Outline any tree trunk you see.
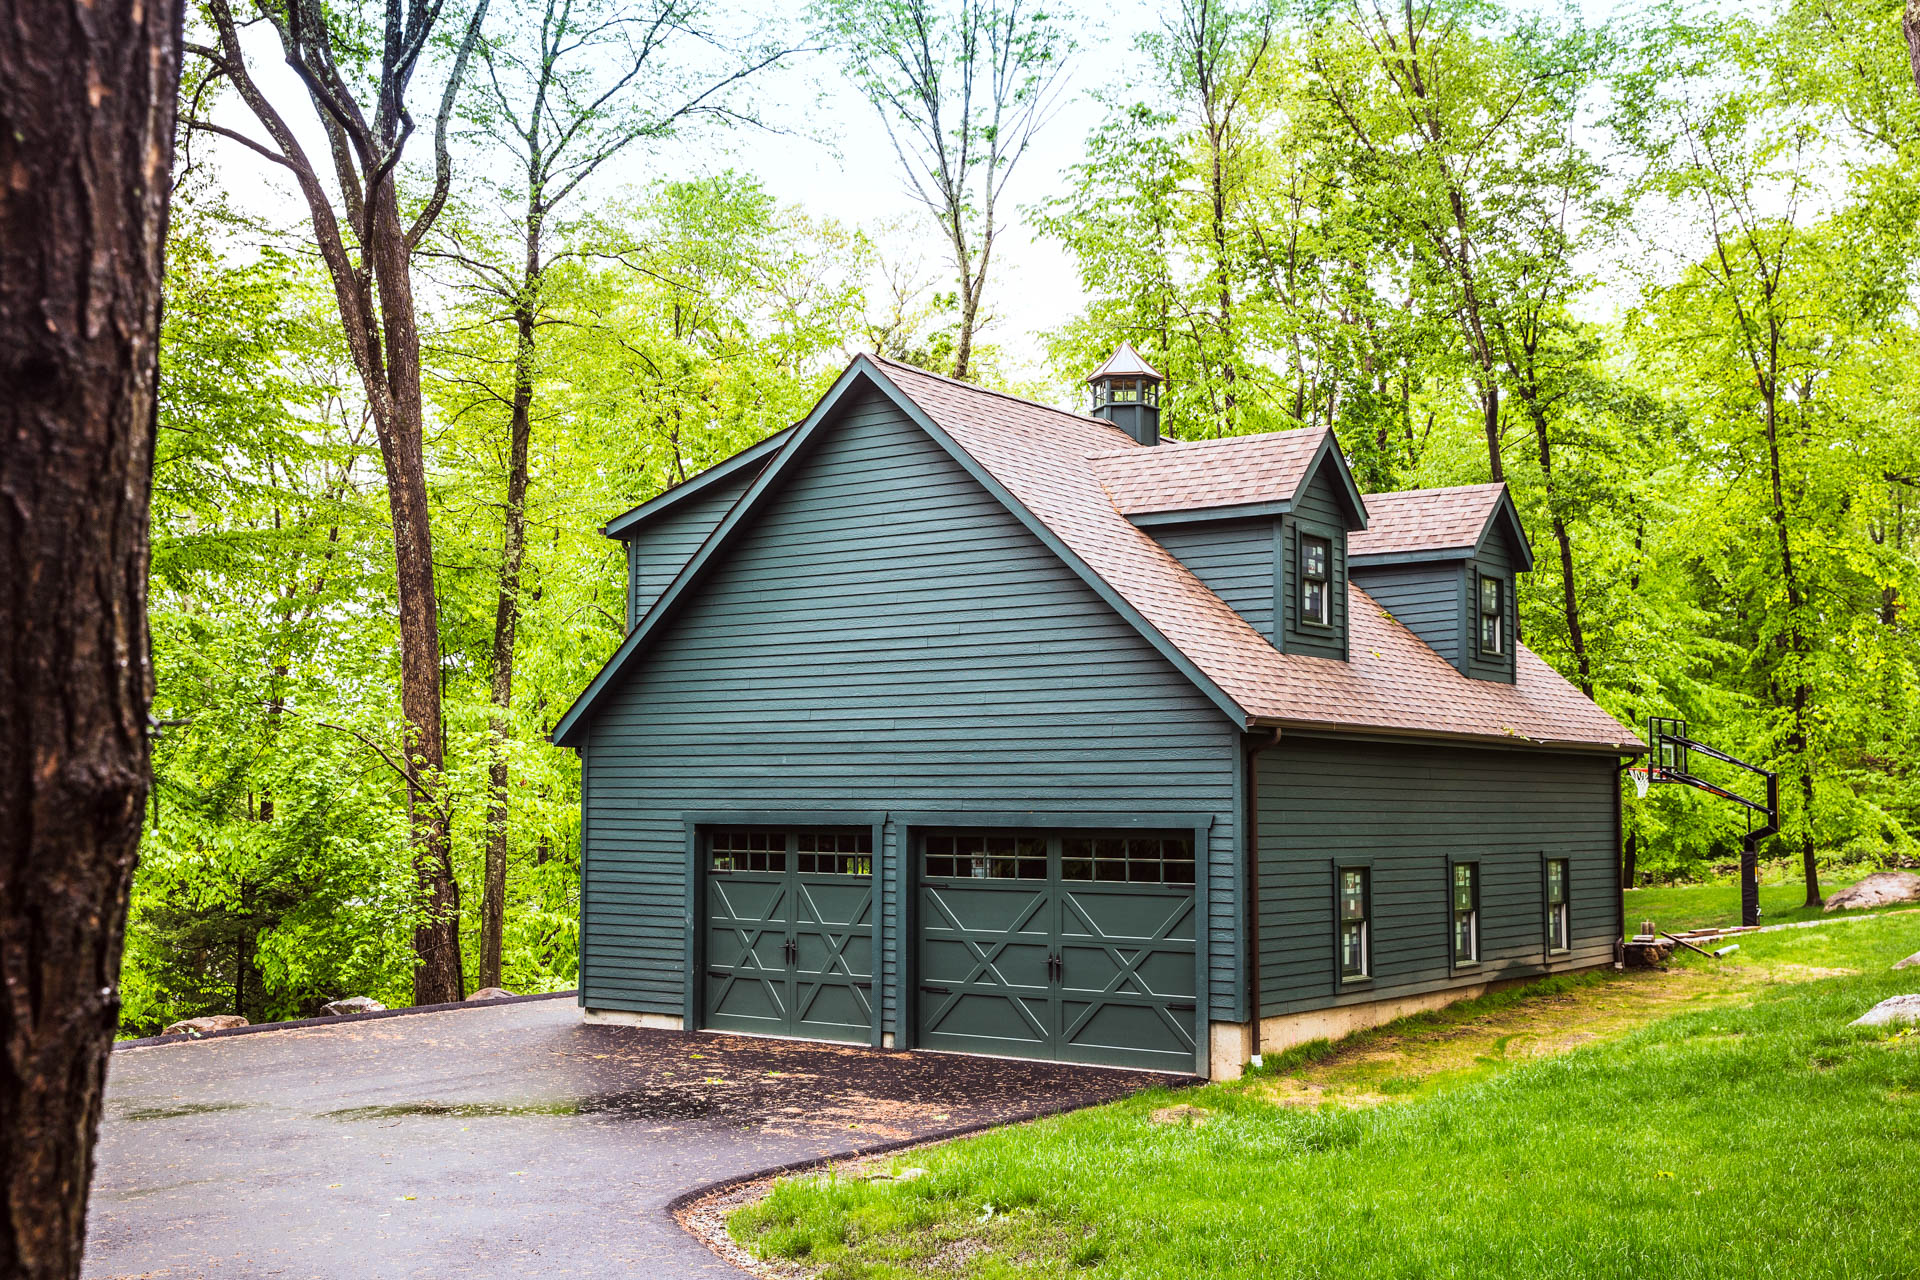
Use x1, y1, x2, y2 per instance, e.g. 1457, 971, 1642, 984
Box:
1522, 393, 1592, 694
1905, 0, 1920, 94
1760, 381, 1820, 910
481, 291, 537, 991
1621, 831, 1637, 891
1479, 378, 1504, 482
361, 158, 462, 1008
0, 0, 182, 1271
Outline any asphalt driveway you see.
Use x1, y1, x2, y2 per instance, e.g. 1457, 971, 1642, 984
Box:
83, 997, 1173, 1279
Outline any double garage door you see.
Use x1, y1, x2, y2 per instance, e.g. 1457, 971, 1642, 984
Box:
701, 825, 1199, 1073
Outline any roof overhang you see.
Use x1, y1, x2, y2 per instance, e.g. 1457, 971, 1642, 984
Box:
599, 425, 795, 540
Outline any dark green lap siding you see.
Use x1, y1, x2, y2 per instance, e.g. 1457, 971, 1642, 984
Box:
1151, 520, 1276, 637
621, 469, 756, 629
1256, 738, 1617, 1016
1352, 564, 1462, 666
581, 388, 1240, 1026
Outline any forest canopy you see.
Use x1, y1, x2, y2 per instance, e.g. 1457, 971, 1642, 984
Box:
131, 0, 1920, 1034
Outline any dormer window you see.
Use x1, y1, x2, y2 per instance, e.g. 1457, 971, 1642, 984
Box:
1301, 534, 1332, 627
1478, 573, 1505, 655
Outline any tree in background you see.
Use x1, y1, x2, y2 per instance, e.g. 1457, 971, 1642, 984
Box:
0, 0, 181, 1271
429, 0, 790, 991
187, 0, 491, 1004
816, 0, 1075, 380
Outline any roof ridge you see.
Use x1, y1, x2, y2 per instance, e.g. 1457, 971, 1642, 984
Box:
865, 352, 1138, 443
1363, 481, 1507, 499
1088, 423, 1327, 461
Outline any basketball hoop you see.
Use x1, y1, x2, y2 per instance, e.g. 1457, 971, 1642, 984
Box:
1628, 767, 1651, 799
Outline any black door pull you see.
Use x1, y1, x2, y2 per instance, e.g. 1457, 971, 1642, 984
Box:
920, 984, 951, 995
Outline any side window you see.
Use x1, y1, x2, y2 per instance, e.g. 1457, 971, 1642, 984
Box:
1300, 534, 1332, 627
1478, 573, 1505, 655
1546, 858, 1570, 953
1452, 862, 1480, 965
1339, 867, 1370, 980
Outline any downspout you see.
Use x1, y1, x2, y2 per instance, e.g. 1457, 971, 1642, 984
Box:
1614, 756, 1633, 969
1246, 727, 1282, 1063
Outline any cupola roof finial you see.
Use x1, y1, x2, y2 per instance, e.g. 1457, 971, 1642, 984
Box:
1087, 341, 1164, 385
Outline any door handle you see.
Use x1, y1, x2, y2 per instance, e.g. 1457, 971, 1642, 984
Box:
920, 984, 951, 995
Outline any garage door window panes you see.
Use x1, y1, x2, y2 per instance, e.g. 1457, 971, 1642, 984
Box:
710, 829, 787, 873
924, 832, 1046, 880
798, 831, 873, 876
1061, 835, 1195, 885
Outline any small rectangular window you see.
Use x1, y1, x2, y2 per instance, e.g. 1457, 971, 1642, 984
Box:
1062, 835, 1194, 886
1301, 534, 1331, 627
710, 829, 787, 874
1478, 574, 1505, 655
1452, 862, 1479, 964
796, 830, 873, 877
923, 832, 1045, 881
1339, 868, 1370, 979
1546, 858, 1570, 953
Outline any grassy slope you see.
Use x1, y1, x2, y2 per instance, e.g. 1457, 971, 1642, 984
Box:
732, 913, 1920, 1280
1625, 878, 1861, 932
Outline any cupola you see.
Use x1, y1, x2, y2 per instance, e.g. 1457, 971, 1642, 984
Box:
1088, 342, 1164, 446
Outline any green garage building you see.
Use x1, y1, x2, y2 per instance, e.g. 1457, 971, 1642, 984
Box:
553, 348, 1642, 1079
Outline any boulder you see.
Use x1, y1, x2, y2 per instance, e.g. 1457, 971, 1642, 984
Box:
1851, 994, 1920, 1028
321, 997, 386, 1017
1823, 871, 1920, 912
162, 1015, 248, 1037
1894, 952, 1920, 970
466, 987, 516, 1001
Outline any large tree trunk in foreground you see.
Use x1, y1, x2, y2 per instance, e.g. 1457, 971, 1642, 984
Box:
0, 0, 182, 1273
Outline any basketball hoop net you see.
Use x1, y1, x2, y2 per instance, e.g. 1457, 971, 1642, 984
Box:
1628, 767, 1651, 799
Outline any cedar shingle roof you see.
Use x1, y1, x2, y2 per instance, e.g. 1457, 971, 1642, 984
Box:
869, 357, 1637, 752
1350, 484, 1506, 559
1089, 427, 1331, 516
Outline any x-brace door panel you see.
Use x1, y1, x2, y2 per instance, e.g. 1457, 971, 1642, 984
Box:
917, 880, 1053, 1058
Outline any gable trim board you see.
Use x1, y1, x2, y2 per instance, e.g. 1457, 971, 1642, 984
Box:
553, 356, 1252, 747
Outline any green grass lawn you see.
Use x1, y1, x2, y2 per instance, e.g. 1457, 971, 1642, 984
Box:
730, 913, 1920, 1279
1627, 873, 1915, 933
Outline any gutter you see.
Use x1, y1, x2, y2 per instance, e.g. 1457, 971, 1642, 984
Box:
1252, 718, 1647, 757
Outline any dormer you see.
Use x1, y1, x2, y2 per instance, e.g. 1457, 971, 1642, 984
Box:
1347, 483, 1534, 683
1090, 425, 1368, 660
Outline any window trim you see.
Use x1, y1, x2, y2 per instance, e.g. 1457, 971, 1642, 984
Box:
1332, 860, 1373, 988
1476, 570, 1506, 657
1543, 854, 1571, 957
1299, 531, 1334, 629
1448, 858, 1481, 970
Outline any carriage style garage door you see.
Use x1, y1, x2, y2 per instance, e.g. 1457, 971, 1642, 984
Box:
917, 831, 1199, 1073
702, 828, 875, 1042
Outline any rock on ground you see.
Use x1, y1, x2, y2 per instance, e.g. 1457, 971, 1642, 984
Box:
1895, 952, 1920, 971
1824, 871, 1920, 912
162, 1015, 248, 1037
467, 987, 516, 1001
1851, 994, 1920, 1027
321, 997, 386, 1017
